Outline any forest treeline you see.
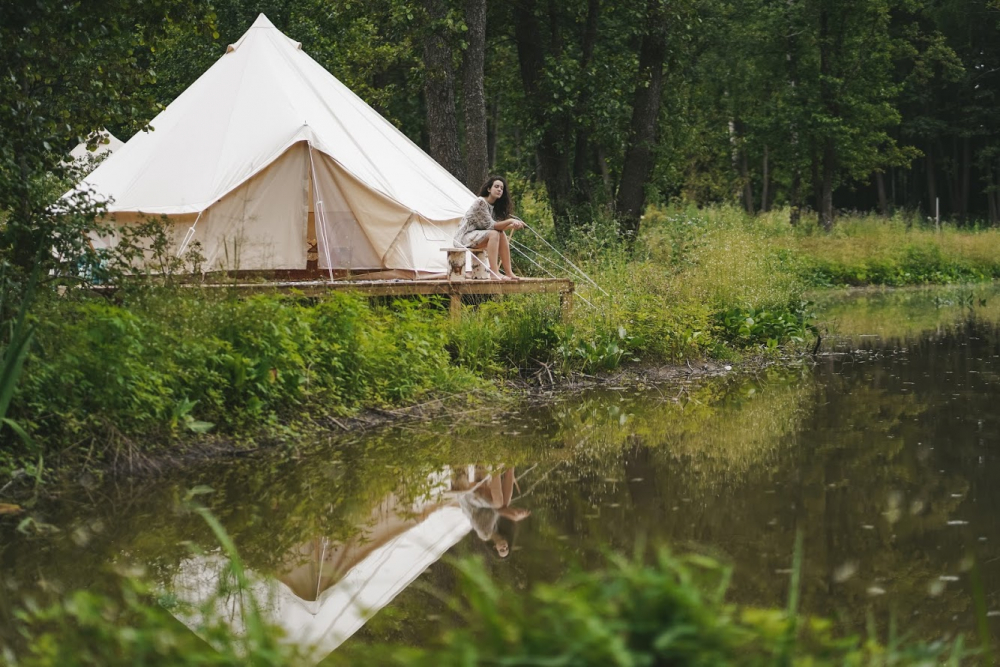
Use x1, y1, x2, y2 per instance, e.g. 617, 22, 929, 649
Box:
3, 0, 1000, 265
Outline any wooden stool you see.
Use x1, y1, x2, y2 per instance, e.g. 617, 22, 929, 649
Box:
470, 249, 489, 280
442, 247, 467, 281
442, 247, 491, 281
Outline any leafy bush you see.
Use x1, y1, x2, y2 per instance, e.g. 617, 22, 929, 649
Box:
715, 302, 818, 350
450, 296, 563, 376
8, 291, 483, 466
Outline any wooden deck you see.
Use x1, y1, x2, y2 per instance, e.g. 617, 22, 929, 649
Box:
207, 277, 575, 321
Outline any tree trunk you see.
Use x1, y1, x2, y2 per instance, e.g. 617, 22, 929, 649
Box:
960, 136, 971, 224
988, 178, 997, 226
741, 149, 754, 214
514, 0, 572, 234
462, 0, 488, 189
890, 165, 896, 210
946, 138, 959, 221
875, 171, 888, 217
422, 0, 462, 179
816, 3, 836, 231
790, 168, 802, 226
616, 0, 668, 241
820, 138, 835, 231
811, 142, 821, 215
487, 96, 499, 168
732, 118, 753, 214
990, 163, 1000, 226
761, 145, 770, 213
571, 0, 600, 200
597, 145, 613, 199
784, 0, 801, 226
926, 144, 937, 220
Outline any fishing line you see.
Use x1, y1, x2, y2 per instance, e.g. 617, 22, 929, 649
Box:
507, 238, 598, 310
512, 461, 566, 502
518, 221, 610, 297
509, 235, 576, 276
509, 236, 598, 290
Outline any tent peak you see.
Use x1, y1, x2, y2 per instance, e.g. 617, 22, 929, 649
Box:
251, 13, 276, 29
227, 14, 301, 53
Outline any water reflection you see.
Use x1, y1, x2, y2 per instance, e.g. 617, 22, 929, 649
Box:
170, 466, 533, 663
457, 467, 531, 558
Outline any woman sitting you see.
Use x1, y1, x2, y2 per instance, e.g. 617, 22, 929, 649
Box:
453, 176, 525, 280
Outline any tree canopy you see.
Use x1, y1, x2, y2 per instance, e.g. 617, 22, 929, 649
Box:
2, 0, 1000, 263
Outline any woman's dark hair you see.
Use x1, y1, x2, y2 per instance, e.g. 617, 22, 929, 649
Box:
478, 176, 513, 221
491, 515, 519, 560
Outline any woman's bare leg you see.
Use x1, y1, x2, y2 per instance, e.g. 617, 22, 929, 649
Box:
487, 474, 504, 507
500, 468, 515, 506
499, 232, 517, 279
486, 231, 500, 277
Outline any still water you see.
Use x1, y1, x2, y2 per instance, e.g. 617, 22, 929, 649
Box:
3, 285, 1000, 661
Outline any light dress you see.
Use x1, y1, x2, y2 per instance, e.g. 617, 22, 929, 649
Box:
453, 197, 496, 248
457, 488, 500, 541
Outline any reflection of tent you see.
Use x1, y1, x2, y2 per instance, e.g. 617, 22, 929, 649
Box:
172, 473, 472, 664
69, 130, 124, 168
70, 14, 475, 277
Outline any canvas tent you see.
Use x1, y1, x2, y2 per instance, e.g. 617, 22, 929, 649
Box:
72, 14, 476, 277
69, 129, 124, 169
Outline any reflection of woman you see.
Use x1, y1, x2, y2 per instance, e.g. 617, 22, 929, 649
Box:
456, 467, 530, 558
278, 493, 452, 602
453, 176, 525, 280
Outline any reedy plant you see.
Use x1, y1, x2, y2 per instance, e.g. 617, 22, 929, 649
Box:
0, 258, 43, 489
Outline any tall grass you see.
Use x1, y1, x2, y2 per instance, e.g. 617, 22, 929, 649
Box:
637, 205, 1000, 290
8, 499, 306, 667
774, 211, 1000, 286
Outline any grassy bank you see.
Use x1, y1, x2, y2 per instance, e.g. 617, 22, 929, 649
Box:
5, 205, 1000, 485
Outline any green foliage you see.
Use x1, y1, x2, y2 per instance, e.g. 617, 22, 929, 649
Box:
0, 1, 206, 276
371, 550, 968, 667
8, 291, 482, 466
787, 215, 1000, 287
16, 203, 1000, 476
715, 302, 818, 351
0, 262, 41, 481
7, 543, 972, 666
451, 296, 562, 375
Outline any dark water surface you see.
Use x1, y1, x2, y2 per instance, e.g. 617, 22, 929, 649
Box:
4, 285, 1000, 661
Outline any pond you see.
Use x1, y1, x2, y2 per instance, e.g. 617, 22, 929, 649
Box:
3, 285, 1000, 662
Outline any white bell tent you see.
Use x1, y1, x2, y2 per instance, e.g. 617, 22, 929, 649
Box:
73, 14, 475, 278
69, 129, 124, 170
